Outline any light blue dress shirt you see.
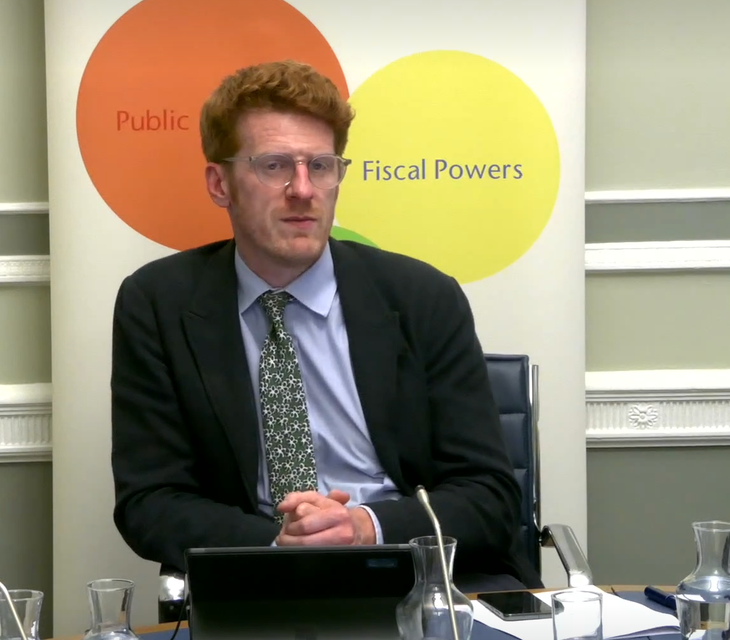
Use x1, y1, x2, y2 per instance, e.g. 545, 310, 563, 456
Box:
234, 244, 401, 542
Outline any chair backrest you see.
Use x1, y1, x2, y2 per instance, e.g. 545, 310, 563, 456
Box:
484, 353, 541, 574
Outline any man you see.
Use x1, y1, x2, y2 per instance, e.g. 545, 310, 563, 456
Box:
111, 60, 540, 589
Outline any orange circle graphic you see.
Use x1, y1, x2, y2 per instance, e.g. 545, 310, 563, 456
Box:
77, 0, 348, 250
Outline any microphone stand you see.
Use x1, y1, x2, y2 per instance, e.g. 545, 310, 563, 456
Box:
0, 580, 29, 640
416, 485, 460, 640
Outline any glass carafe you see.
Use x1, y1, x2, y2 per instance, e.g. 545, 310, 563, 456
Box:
0, 589, 43, 640
396, 535, 474, 640
676, 521, 730, 640
83, 579, 140, 640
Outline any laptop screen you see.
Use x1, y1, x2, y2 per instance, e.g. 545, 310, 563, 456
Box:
184, 545, 416, 640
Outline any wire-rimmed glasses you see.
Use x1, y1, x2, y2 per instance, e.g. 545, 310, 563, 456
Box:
223, 153, 351, 189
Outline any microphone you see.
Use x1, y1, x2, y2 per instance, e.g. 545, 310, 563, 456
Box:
416, 485, 460, 640
0, 580, 29, 640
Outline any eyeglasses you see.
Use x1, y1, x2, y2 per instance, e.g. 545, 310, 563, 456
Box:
222, 153, 352, 189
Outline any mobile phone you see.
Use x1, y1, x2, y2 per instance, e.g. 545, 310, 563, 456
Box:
477, 590, 552, 621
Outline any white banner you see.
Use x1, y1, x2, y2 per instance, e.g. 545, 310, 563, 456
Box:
45, 0, 586, 633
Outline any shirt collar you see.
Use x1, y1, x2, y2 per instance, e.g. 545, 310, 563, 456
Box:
234, 243, 337, 318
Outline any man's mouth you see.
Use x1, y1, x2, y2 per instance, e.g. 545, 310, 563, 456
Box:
282, 216, 316, 227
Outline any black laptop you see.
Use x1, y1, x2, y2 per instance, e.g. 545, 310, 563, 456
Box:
184, 545, 415, 640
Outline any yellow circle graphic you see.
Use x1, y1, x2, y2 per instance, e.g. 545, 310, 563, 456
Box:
336, 50, 561, 283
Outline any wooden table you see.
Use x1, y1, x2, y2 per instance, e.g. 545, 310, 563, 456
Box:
50, 585, 670, 640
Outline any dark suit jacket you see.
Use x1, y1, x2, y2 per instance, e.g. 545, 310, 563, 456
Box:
111, 237, 540, 587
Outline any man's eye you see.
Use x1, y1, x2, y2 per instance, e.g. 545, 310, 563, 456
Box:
311, 159, 334, 172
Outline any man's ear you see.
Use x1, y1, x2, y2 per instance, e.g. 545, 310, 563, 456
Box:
205, 163, 232, 208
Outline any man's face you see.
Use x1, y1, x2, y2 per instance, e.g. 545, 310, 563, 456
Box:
207, 110, 340, 284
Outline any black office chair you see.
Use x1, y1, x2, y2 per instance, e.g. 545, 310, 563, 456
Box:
484, 353, 592, 587
158, 353, 592, 622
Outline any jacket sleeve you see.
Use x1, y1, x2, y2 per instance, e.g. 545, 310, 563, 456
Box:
111, 274, 278, 571
364, 275, 526, 578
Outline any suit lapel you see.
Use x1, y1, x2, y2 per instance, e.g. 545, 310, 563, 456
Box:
181, 240, 260, 505
330, 240, 407, 489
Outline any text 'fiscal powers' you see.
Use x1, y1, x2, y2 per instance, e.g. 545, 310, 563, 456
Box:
362, 159, 523, 181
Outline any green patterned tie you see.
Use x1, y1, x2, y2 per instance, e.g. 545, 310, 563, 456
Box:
258, 290, 318, 524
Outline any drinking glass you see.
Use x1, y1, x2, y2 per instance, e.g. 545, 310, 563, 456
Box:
551, 588, 603, 640
0, 589, 43, 640
83, 579, 140, 640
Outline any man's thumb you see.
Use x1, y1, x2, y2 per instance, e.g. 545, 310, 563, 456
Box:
326, 489, 351, 505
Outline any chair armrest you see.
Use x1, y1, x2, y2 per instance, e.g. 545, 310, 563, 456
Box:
540, 523, 593, 587
158, 569, 186, 623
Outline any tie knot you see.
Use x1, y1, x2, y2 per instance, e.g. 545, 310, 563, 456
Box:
258, 290, 293, 324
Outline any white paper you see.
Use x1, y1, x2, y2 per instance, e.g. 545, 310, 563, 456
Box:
473, 586, 679, 640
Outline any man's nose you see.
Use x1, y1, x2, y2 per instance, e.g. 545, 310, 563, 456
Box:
286, 163, 315, 199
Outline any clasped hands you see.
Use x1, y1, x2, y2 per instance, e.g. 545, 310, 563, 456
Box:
274, 489, 376, 546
